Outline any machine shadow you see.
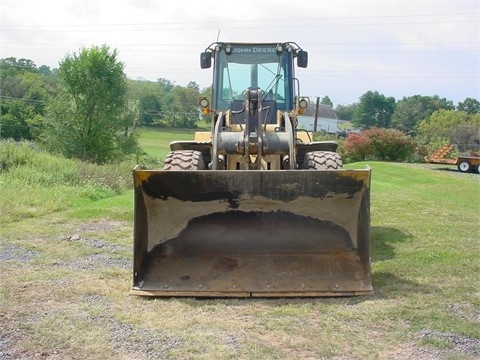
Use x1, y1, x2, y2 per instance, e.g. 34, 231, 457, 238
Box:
370, 225, 413, 262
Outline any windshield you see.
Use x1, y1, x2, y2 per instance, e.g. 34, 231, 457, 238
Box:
213, 44, 294, 111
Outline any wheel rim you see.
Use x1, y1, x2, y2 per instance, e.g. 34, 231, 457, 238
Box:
459, 161, 470, 172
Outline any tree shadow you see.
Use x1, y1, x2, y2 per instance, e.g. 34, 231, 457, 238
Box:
369, 226, 441, 298
371, 271, 440, 299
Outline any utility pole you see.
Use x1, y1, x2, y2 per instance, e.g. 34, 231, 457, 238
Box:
313, 97, 320, 134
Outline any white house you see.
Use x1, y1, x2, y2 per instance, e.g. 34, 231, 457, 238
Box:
297, 103, 343, 134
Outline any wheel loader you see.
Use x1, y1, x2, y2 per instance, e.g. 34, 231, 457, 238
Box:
131, 42, 372, 297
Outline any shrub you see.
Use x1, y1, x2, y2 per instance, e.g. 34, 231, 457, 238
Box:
365, 127, 417, 161
343, 128, 416, 162
343, 133, 373, 162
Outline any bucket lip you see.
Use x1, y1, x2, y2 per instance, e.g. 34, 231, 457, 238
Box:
129, 288, 374, 298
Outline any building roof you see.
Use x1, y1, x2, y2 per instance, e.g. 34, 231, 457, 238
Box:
303, 103, 338, 119
296, 104, 342, 133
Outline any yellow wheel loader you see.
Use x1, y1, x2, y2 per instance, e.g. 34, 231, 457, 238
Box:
131, 42, 372, 297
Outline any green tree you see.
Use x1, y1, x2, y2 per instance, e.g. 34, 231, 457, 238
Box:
139, 93, 162, 126
129, 79, 164, 126
42, 45, 131, 163
187, 81, 200, 92
0, 57, 37, 76
352, 91, 395, 129
391, 95, 454, 135
170, 85, 199, 128
0, 58, 56, 140
457, 97, 480, 115
335, 103, 358, 121
129, 78, 201, 128
417, 109, 480, 152
320, 95, 333, 107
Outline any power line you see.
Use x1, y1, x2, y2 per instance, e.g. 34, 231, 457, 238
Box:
3, 41, 477, 47
3, 19, 476, 32
2, 14, 476, 32
2, 12, 475, 29
2, 45, 476, 55
0, 95, 46, 104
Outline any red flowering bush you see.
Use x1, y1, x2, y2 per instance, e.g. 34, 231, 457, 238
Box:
344, 128, 416, 162
343, 133, 373, 162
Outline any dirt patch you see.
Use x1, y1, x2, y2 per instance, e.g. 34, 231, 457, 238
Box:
58, 252, 131, 270
383, 328, 480, 359
0, 244, 40, 263
77, 294, 182, 359
64, 219, 129, 241
447, 303, 480, 323
108, 319, 183, 359
60, 227, 131, 270
74, 237, 127, 252
76, 220, 128, 233
417, 329, 480, 358
0, 333, 14, 360
385, 342, 446, 360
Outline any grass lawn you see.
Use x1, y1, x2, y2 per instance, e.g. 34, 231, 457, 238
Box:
1, 135, 479, 359
137, 126, 203, 160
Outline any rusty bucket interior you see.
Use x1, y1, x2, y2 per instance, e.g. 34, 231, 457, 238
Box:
131, 169, 372, 297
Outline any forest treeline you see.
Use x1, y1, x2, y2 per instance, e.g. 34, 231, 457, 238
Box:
1, 45, 479, 164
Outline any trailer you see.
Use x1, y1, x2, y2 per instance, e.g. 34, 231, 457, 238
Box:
425, 144, 480, 174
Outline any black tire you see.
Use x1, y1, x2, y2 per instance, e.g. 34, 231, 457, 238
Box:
303, 151, 343, 170
164, 150, 206, 170
457, 160, 471, 173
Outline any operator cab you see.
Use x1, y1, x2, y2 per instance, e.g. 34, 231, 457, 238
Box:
200, 42, 308, 132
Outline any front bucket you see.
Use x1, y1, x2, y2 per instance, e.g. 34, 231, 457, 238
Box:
131, 168, 372, 297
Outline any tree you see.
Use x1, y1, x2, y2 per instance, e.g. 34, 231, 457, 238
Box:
335, 103, 358, 121
351, 91, 395, 129
42, 45, 131, 163
0, 57, 56, 140
417, 110, 480, 152
129, 79, 164, 126
187, 81, 200, 92
170, 85, 199, 127
391, 95, 455, 135
457, 97, 480, 115
138, 93, 162, 126
0, 57, 37, 76
320, 95, 333, 107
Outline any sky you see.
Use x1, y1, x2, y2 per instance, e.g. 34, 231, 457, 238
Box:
1, 0, 479, 106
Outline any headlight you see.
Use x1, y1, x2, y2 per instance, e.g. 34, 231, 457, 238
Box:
299, 98, 309, 109
298, 98, 309, 114
199, 98, 209, 108
199, 97, 210, 114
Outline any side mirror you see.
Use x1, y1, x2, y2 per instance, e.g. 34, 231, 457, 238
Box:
297, 50, 308, 68
200, 52, 211, 69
